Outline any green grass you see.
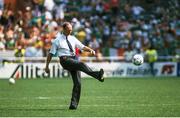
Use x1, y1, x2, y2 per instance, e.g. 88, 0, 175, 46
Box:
0, 77, 180, 117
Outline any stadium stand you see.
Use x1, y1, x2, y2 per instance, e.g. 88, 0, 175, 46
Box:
0, 0, 179, 62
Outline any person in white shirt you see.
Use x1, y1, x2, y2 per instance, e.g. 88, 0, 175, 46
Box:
45, 22, 104, 110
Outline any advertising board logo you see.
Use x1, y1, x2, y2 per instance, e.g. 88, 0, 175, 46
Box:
11, 64, 69, 79
161, 64, 174, 75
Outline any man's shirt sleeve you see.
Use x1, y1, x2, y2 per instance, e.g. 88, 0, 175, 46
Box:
74, 37, 85, 50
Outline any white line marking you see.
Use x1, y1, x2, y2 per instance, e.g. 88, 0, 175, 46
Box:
37, 97, 51, 100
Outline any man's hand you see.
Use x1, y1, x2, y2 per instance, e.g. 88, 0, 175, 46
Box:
90, 50, 96, 55
45, 53, 52, 74
82, 46, 96, 56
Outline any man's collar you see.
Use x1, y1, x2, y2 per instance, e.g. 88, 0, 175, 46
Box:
61, 32, 70, 37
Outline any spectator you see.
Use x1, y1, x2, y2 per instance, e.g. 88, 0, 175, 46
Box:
131, 30, 143, 53
0, 34, 5, 51
123, 45, 136, 62
110, 0, 119, 16
14, 46, 25, 57
145, 45, 158, 76
76, 28, 86, 43
95, 1, 104, 16
96, 48, 103, 62
131, 4, 144, 19
5, 26, 15, 50
0, 25, 5, 50
53, 1, 65, 21
42, 33, 52, 57
44, 0, 55, 11
71, 18, 81, 32
0, 0, 3, 10
25, 46, 37, 57
34, 39, 43, 57
89, 36, 100, 52
83, 21, 92, 45
102, 24, 110, 46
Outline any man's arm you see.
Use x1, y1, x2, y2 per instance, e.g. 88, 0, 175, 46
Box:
82, 46, 96, 55
45, 53, 53, 73
73, 36, 95, 55
45, 37, 58, 73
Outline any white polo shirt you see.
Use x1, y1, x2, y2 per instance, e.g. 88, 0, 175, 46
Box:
49, 33, 85, 57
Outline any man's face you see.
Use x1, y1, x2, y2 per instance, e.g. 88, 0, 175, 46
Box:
65, 23, 72, 35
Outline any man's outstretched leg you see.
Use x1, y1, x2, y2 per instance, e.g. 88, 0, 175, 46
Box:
78, 62, 104, 82
69, 71, 81, 110
60, 58, 104, 82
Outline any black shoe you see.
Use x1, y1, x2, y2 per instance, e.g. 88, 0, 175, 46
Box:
69, 105, 77, 110
99, 69, 104, 82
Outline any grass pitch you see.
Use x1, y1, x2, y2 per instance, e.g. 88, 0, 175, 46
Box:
0, 77, 180, 117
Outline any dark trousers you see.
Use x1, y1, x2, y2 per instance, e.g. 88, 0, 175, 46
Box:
149, 62, 155, 76
59, 56, 100, 108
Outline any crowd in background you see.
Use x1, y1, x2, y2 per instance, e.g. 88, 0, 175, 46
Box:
0, 0, 179, 62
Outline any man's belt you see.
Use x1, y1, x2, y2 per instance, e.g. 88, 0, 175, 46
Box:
60, 56, 76, 60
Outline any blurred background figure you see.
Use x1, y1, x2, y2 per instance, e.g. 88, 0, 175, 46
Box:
14, 46, 25, 63
145, 45, 158, 76
123, 45, 136, 62
88, 36, 100, 52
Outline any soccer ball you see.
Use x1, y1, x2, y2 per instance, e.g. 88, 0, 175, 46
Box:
132, 54, 144, 66
9, 78, 15, 84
